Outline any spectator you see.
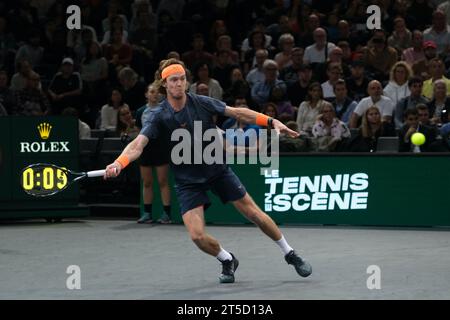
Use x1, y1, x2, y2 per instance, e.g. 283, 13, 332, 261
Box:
303, 28, 336, 66
287, 63, 313, 108
10, 60, 32, 91
383, 62, 412, 106
242, 30, 274, 74
423, 10, 450, 55
262, 102, 279, 120
395, 77, 430, 128
416, 103, 436, 129
330, 79, 358, 125
296, 82, 332, 135
130, 0, 157, 34
116, 104, 139, 139
102, 15, 129, 45
398, 108, 437, 152
363, 30, 398, 82
102, 2, 129, 35
269, 85, 295, 120
129, 11, 157, 58
118, 67, 147, 112
321, 62, 343, 101
388, 17, 412, 55
214, 35, 240, 66
422, 58, 450, 99
196, 83, 209, 96
427, 79, 450, 126
311, 104, 351, 151
135, 82, 171, 224
223, 67, 251, 106
274, 33, 296, 69
13, 71, 49, 116
209, 20, 228, 50
347, 106, 396, 152
240, 21, 273, 55
73, 28, 96, 65
251, 59, 286, 108
0, 71, 14, 115
212, 50, 237, 91
189, 62, 223, 101
297, 14, 321, 48
181, 33, 214, 71
62, 107, 91, 139
412, 40, 438, 80
279, 47, 304, 83
350, 80, 395, 128
48, 58, 83, 115
266, 15, 295, 47
100, 88, 128, 131
14, 30, 43, 70
102, 28, 133, 75
402, 30, 425, 66
345, 60, 371, 102
245, 49, 268, 88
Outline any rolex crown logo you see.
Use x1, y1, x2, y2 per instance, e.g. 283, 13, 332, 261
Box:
37, 123, 52, 140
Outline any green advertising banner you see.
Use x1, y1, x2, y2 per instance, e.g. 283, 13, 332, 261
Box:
146, 155, 450, 227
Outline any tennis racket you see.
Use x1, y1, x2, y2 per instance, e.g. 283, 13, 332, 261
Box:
20, 163, 114, 197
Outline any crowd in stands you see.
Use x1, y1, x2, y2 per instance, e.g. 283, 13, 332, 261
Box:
1, 0, 450, 152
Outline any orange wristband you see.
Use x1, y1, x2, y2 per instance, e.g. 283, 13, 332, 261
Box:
256, 114, 270, 127
115, 155, 130, 169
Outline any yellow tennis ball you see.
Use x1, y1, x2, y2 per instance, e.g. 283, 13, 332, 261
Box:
411, 132, 426, 146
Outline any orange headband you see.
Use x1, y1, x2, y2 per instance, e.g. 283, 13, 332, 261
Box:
161, 64, 185, 80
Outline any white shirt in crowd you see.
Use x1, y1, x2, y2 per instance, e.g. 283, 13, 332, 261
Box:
353, 96, 395, 118
321, 81, 335, 100
303, 42, 336, 64
383, 81, 411, 105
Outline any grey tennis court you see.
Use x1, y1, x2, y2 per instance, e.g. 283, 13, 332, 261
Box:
0, 219, 449, 300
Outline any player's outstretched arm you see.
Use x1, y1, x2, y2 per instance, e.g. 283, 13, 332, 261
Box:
224, 106, 299, 138
104, 134, 149, 178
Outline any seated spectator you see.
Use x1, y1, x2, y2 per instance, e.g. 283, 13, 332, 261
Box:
422, 58, 450, 100
345, 60, 372, 102
387, 17, 412, 55
117, 105, 139, 139
214, 35, 240, 66
14, 30, 43, 70
362, 29, 398, 82
383, 62, 412, 106
100, 88, 128, 131
0, 71, 15, 115
242, 29, 274, 74
74, 28, 96, 65
102, 15, 129, 45
423, 10, 450, 55
181, 33, 214, 71
330, 79, 357, 125
102, 28, 133, 77
417, 104, 435, 128
321, 62, 343, 101
128, 11, 157, 68
262, 102, 279, 120
245, 49, 268, 87
269, 85, 294, 120
62, 107, 91, 139
274, 33, 295, 70
212, 50, 237, 91
347, 106, 396, 152
398, 108, 437, 152
279, 47, 304, 83
287, 63, 313, 108
13, 71, 49, 116
296, 82, 332, 135
223, 67, 251, 106
11, 60, 32, 91
118, 67, 147, 112
251, 59, 286, 108
303, 28, 336, 66
350, 80, 395, 128
412, 40, 438, 80
48, 58, 83, 115
196, 83, 209, 96
427, 79, 450, 126
401, 30, 425, 66
129, 0, 157, 35
189, 62, 223, 101
395, 77, 429, 128
311, 104, 351, 151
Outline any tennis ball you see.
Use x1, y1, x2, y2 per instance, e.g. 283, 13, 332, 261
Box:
411, 132, 426, 146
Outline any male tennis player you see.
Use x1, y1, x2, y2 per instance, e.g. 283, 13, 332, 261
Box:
105, 59, 312, 283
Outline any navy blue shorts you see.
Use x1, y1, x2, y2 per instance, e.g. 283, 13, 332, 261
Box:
175, 167, 247, 215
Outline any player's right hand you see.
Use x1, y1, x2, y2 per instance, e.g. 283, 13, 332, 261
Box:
104, 162, 122, 179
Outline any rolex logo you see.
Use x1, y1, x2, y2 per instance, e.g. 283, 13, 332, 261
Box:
37, 123, 52, 140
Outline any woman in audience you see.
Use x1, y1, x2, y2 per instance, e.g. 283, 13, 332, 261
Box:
116, 104, 139, 139
383, 61, 412, 105
100, 88, 128, 131
189, 62, 223, 100
312, 104, 351, 151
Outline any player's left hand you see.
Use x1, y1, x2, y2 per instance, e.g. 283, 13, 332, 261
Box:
272, 119, 300, 138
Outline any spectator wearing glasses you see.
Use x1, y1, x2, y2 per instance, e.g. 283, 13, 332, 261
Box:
251, 59, 286, 108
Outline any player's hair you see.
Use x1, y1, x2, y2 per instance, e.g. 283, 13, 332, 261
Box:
154, 58, 187, 95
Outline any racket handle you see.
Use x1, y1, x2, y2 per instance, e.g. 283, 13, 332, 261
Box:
87, 169, 107, 177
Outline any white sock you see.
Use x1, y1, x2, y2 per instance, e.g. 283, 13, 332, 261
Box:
275, 235, 294, 255
216, 247, 233, 262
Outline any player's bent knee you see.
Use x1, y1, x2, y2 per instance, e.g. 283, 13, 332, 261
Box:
190, 232, 206, 243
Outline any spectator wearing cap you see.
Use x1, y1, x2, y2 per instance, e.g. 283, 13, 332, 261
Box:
345, 60, 372, 102
387, 17, 412, 55
48, 57, 83, 115
245, 49, 268, 88
251, 59, 286, 108
402, 30, 425, 66
395, 77, 430, 128
412, 40, 438, 79
422, 57, 450, 99
423, 10, 450, 55
279, 47, 304, 83
363, 30, 398, 82
287, 63, 313, 108
303, 28, 336, 65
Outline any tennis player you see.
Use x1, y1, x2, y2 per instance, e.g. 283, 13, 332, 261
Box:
105, 59, 312, 283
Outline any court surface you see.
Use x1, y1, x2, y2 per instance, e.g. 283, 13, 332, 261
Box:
0, 219, 449, 300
